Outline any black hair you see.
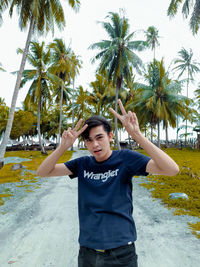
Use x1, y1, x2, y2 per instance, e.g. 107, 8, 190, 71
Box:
81, 116, 112, 140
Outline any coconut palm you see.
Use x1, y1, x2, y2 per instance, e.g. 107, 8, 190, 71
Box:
145, 26, 160, 60
173, 47, 200, 143
194, 86, 200, 147
40, 103, 68, 140
68, 86, 91, 121
19, 41, 62, 153
0, 0, 9, 25
88, 72, 115, 116
131, 59, 186, 147
49, 38, 79, 145
70, 52, 82, 133
195, 86, 200, 109
0, 0, 80, 168
167, 0, 200, 35
89, 11, 147, 149
173, 48, 200, 97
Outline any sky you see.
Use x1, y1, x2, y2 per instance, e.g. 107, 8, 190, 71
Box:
0, 0, 199, 140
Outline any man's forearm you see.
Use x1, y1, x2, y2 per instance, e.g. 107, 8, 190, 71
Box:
132, 133, 179, 175
36, 145, 68, 176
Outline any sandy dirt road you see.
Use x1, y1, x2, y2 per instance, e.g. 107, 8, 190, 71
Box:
0, 150, 200, 267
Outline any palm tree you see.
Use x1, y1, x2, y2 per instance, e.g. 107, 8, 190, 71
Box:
0, 0, 9, 25
0, 0, 80, 168
167, 0, 200, 35
145, 26, 160, 60
67, 85, 91, 126
89, 11, 147, 149
88, 72, 115, 116
131, 59, 186, 148
70, 52, 82, 133
173, 48, 200, 97
173, 47, 200, 143
194, 86, 200, 110
40, 103, 68, 140
194, 86, 200, 148
49, 38, 78, 145
19, 41, 62, 153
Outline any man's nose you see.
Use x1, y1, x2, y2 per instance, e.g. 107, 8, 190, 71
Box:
93, 139, 99, 147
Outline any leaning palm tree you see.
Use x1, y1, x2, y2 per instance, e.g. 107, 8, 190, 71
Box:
145, 26, 160, 60
0, 0, 80, 168
89, 11, 147, 149
167, 0, 200, 35
173, 47, 200, 143
19, 41, 62, 154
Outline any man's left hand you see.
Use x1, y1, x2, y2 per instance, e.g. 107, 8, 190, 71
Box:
109, 99, 141, 139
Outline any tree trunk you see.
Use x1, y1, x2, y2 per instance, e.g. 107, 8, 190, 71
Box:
37, 102, 46, 154
165, 124, 169, 147
0, 17, 35, 169
114, 86, 121, 150
57, 82, 64, 146
71, 79, 75, 151
185, 69, 189, 145
176, 116, 179, 146
144, 124, 147, 137
150, 123, 153, 143
157, 120, 160, 148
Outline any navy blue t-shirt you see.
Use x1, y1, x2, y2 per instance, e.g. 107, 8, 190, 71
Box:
64, 149, 150, 250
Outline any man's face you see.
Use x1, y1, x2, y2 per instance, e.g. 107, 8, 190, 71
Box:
84, 125, 113, 162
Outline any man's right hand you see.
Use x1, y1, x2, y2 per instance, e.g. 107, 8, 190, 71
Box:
37, 119, 88, 177
60, 119, 88, 149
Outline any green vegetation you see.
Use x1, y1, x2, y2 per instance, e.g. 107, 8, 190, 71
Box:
89, 12, 147, 149
0, 150, 73, 205
0, 0, 80, 165
138, 148, 200, 238
167, 0, 200, 35
0, 3, 200, 240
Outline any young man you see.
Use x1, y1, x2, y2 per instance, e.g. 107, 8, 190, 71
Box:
37, 100, 179, 267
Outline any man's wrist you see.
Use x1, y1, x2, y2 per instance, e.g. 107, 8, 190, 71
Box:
57, 144, 69, 154
130, 131, 144, 143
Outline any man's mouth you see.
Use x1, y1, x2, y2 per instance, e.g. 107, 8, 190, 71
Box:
94, 149, 102, 153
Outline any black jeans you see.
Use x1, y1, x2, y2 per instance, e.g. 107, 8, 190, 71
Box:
78, 243, 138, 267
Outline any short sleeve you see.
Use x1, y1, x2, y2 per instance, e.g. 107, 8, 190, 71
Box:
122, 149, 150, 176
64, 158, 80, 179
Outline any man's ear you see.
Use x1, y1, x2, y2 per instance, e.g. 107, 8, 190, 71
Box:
108, 132, 113, 141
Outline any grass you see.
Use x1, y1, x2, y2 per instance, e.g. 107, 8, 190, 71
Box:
138, 148, 200, 239
0, 150, 73, 206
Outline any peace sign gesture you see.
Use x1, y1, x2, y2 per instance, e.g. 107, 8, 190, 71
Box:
109, 99, 141, 139
61, 119, 88, 149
